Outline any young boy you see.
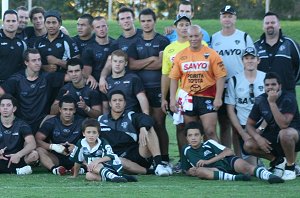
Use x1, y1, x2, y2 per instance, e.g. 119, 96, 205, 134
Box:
69, 119, 133, 182
181, 121, 284, 184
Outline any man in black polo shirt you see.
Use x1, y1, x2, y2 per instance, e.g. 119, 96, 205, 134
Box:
0, 94, 38, 175
0, 9, 27, 84
34, 10, 79, 73
72, 14, 95, 56
51, 58, 102, 118
104, 49, 149, 114
0, 48, 67, 134
127, 8, 170, 164
81, 16, 114, 84
98, 6, 142, 93
36, 95, 84, 175
245, 72, 300, 180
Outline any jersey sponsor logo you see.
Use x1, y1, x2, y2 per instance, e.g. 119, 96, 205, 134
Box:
187, 74, 204, 84
3, 130, 11, 134
218, 49, 242, 56
114, 81, 121, 85
237, 98, 253, 104
1, 42, 8, 45
12, 132, 19, 136
123, 80, 130, 84
258, 86, 264, 91
182, 61, 209, 72
279, 45, 286, 51
153, 44, 159, 48
104, 47, 109, 52
101, 127, 111, 131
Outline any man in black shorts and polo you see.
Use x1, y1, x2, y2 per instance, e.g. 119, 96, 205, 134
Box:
98, 90, 172, 176
35, 95, 84, 175
245, 72, 300, 180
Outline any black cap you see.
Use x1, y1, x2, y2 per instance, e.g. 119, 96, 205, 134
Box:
44, 10, 61, 22
243, 47, 258, 57
173, 14, 191, 25
220, 5, 236, 15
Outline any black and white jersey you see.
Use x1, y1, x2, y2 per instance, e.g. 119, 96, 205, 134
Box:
0, 118, 32, 155
98, 111, 154, 155
1, 70, 65, 125
127, 33, 170, 88
72, 34, 95, 55
109, 29, 143, 53
56, 82, 102, 118
34, 31, 79, 73
0, 29, 27, 81
81, 38, 115, 81
255, 30, 300, 93
38, 115, 83, 144
106, 73, 144, 112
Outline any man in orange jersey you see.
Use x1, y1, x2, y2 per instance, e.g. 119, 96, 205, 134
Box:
169, 25, 226, 141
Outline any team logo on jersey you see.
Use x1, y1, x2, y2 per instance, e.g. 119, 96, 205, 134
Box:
96, 52, 103, 58
205, 100, 214, 111
121, 46, 128, 51
96, 150, 103, 156
56, 43, 62, 48
3, 130, 11, 134
48, 48, 52, 52
114, 81, 121, 85
53, 129, 60, 136
235, 40, 241, 45
204, 150, 212, 156
103, 119, 108, 123
30, 84, 36, 89
258, 86, 264, 91
62, 129, 70, 137
104, 48, 109, 52
204, 53, 210, 59
10, 46, 14, 49
121, 122, 128, 129
190, 84, 201, 93
76, 92, 81, 96
168, 49, 175, 53
279, 45, 286, 51
145, 43, 151, 47
17, 42, 22, 46
137, 46, 144, 51
182, 61, 209, 72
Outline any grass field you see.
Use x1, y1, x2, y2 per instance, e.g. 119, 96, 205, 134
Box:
1, 19, 300, 197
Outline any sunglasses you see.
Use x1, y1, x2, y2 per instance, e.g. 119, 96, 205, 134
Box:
249, 84, 255, 104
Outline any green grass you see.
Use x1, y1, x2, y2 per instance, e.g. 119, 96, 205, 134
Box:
1, 19, 300, 197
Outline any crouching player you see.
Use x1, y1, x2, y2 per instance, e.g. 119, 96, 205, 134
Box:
181, 121, 284, 184
70, 119, 136, 182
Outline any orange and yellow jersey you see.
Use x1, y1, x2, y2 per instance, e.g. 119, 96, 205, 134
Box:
169, 45, 226, 98
162, 40, 208, 75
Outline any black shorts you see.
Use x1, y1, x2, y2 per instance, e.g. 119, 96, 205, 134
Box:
215, 156, 240, 174
184, 96, 216, 117
145, 87, 161, 108
262, 128, 300, 156
0, 157, 26, 174
119, 144, 152, 169
52, 152, 74, 170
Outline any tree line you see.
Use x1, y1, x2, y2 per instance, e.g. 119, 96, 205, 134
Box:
6, 0, 300, 20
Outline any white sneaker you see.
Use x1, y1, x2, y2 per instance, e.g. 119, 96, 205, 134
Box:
155, 164, 169, 177
16, 165, 32, 175
273, 158, 286, 177
162, 161, 173, 175
282, 169, 296, 180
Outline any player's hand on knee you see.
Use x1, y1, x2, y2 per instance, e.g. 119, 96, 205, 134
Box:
257, 137, 272, 153
50, 144, 65, 154
196, 160, 208, 167
6, 153, 21, 168
139, 128, 149, 147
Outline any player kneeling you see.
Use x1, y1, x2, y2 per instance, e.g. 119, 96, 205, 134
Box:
181, 122, 284, 184
69, 119, 136, 182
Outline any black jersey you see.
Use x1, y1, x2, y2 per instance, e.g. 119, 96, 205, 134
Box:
106, 73, 144, 112
249, 91, 300, 132
81, 38, 115, 80
0, 29, 27, 81
38, 115, 83, 144
0, 118, 32, 155
127, 33, 170, 88
34, 31, 79, 73
98, 111, 154, 155
72, 34, 95, 55
56, 82, 102, 118
109, 29, 142, 53
1, 70, 65, 125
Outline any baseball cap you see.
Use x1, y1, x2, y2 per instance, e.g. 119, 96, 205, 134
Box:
220, 5, 236, 15
243, 47, 258, 57
44, 10, 62, 23
173, 14, 191, 25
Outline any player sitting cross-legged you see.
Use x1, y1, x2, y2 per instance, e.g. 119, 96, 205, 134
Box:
181, 121, 284, 184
